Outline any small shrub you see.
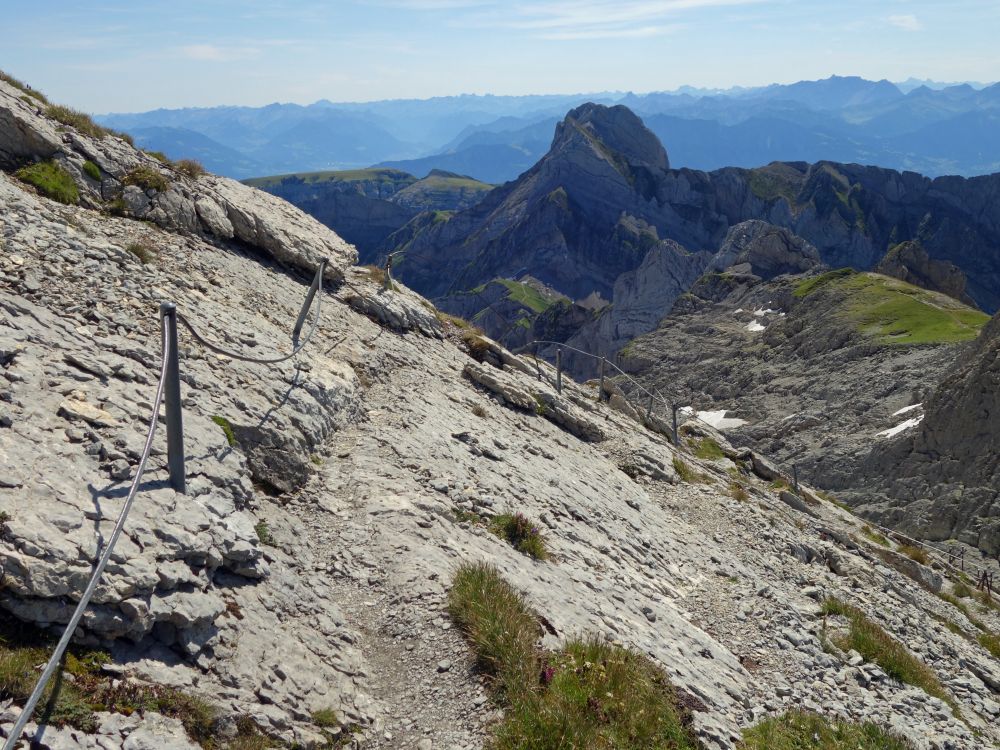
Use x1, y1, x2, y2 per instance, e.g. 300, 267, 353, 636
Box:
15, 161, 79, 204
452, 507, 484, 525
211, 415, 237, 447
739, 709, 914, 749
436, 310, 475, 330
82, 160, 101, 182
471, 404, 488, 418
0, 70, 47, 103
952, 581, 974, 599
361, 264, 388, 285
125, 241, 156, 265
692, 437, 725, 461
107, 198, 128, 216
310, 454, 322, 466
490, 512, 549, 560
898, 544, 930, 565
144, 150, 168, 162
173, 158, 206, 179
822, 597, 958, 715
254, 521, 273, 546
124, 165, 170, 193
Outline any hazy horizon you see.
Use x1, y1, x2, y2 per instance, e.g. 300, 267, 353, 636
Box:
3, 0, 999, 113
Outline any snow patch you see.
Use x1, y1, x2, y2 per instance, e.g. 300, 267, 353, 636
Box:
746, 320, 766, 332
877, 415, 924, 439
679, 407, 748, 431
753, 308, 779, 316
892, 403, 922, 417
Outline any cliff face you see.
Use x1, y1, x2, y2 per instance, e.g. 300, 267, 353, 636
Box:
852, 312, 1000, 553
5, 77, 1000, 750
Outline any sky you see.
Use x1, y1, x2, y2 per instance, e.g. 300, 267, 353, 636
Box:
2, 0, 998, 113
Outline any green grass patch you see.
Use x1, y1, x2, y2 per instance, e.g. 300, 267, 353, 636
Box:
0, 614, 216, 743
821, 597, 958, 715
244, 167, 414, 189
978, 632, 1000, 659
746, 163, 803, 205
797, 271, 989, 345
495, 278, 555, 314
691, 437, 725, 461
124, 165, 170, 193
311, 708, 339, 728
254, 521, 274, 546
45, 104, 109, 139
211, 415, 236, 447
448, 562, 702, 750
82, 160, 101, 182
738, 709, 914, 750
861, 526, 891, 547
490, 512, 549, 560
793, 268, 858, 298
673, 456, 710, 484
15, 161, 79, 204
729, 483, 749, 502
144, 150, 169, 162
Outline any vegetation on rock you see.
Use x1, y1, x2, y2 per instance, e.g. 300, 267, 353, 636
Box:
738, 709, 914, 749
124, 165, 170, 193
489, 512, 549, 560
448, 562, 703, 749
15, 161, 79, 204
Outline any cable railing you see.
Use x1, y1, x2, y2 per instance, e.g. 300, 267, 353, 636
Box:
522, 338, 999, 598
2, 259, 328, 750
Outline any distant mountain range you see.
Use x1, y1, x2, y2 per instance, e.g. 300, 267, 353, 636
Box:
96, 76, 1000, 181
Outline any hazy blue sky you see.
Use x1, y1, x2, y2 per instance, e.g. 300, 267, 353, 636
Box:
2, 0, 997, 112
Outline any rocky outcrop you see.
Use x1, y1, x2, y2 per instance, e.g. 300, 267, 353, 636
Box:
0, 79, 356, 280
852, 312, 1000, 553
875, 240, 976, 307
709, 220, 822, 279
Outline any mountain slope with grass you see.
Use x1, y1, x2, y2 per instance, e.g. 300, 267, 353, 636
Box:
4, 72, 1000, 750
244, 167, 491, 259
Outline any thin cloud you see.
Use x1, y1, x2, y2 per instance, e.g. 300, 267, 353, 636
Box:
178, 44, 260, 62
540, 24, 682, 40
888, 14, 922, 31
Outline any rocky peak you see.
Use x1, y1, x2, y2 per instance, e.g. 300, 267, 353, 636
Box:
709, 220, 822, 279
875, 240, 976, 307
553, 102, 670, 171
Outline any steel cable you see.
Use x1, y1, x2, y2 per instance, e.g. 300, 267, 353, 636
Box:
175, 285, 320, 365
2, 319, 172, 750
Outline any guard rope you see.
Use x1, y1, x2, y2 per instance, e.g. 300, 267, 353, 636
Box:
524, 338, 998, 589
2, 317, 172, 750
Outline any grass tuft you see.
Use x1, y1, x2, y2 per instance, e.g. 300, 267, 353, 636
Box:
126, 240, 156, 265
1, 70, 48, 103
211, 415, 236, 447
448, 563, 703, 749
254, 521, 273, 546
15, 161, 79, 204
173, 159, 206, 179
124, 165, 170, 193
729, 483, 749, 502
738, 709, 914, 749
821, 597, 958, 716
898, 544, 930, 565
861, 525, 891, 547
82, 160, 101, 182
311, 708, 340, 728
490, 512, 549, 560
691, 437, 725, 461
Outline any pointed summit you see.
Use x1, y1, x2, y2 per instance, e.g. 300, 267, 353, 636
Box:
553, 103, 670, 170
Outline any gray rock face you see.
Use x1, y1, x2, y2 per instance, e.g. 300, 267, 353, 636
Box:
854, 312, 1000, 554
709, 220, 822, 279
0, 78, 357, 281
875, 240, 975, 307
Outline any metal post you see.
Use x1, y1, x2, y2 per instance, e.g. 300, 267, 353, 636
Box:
556, 347, 562, 394
292, 259, 326, 345
598, 357, 606, 401
672, 405, 680, 446
160, 303, 185, 495
384, 253, 393, 290
793, 464, 799, 492
533, 343, 542, 382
